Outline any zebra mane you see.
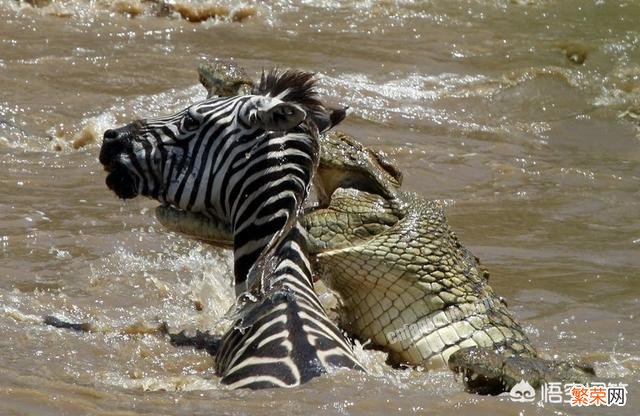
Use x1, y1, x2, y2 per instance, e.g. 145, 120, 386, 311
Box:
254, 69, 324, 112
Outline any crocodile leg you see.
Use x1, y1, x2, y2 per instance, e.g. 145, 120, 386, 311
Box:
448, 346, 595, 394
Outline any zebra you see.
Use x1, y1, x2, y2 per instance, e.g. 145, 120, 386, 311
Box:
99, 69, 365, 389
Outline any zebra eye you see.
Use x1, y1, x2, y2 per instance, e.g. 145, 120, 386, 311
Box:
182, 109, 201, 132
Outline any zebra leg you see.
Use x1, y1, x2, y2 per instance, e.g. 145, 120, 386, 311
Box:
43, 315, 93, 332
43, 315, 220, 355
164, 328, 221, 356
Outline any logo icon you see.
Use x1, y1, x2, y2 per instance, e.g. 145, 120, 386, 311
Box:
510, 380, 536, 402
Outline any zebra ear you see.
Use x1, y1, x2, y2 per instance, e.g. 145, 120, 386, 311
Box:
247, 97, 307, 131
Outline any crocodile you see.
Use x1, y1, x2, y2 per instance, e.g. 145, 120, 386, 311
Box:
151, 62, 595, 394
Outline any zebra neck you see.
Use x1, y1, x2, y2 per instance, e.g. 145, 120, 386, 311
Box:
233, 222, 314, 300
228, 139, 317, 299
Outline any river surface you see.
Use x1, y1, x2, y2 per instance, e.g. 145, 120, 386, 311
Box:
0, 1, 638, 415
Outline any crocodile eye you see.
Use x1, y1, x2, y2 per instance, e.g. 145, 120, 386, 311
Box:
182, 108, 201, 132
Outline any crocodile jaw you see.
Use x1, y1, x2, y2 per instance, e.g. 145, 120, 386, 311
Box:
155, 205, 233, 247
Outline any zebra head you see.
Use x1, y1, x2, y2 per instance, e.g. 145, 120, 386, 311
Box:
99, 70, 343, 217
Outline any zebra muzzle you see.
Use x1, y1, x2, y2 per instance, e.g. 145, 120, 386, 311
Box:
100, 127, 139, 199
105, 164, 139, 199
99, 128, 133, 170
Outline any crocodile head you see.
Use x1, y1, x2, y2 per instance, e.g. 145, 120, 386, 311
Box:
315, 131, 402, 205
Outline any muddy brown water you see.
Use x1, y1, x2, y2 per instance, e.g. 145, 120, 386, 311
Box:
0, 1, 638, 415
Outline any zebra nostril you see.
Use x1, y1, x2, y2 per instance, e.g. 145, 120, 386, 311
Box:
100, 128, 131, 168
103, 129, 119, 141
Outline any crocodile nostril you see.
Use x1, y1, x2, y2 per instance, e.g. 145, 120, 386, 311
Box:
103, 129, 119, 140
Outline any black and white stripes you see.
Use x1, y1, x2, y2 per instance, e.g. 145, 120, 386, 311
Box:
100, 69, 364, 388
